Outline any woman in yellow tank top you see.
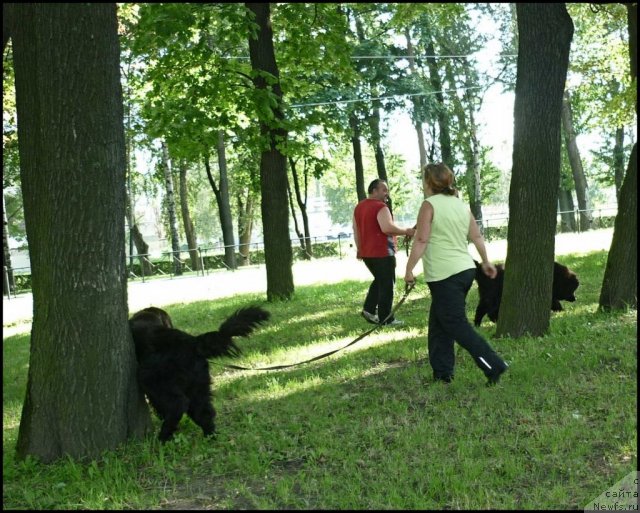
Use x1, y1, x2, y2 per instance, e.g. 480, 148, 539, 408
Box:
404, 163, 508, 386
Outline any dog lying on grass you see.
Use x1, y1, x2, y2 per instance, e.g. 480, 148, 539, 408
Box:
129, 305, 270, 442
473, 260, 579, 326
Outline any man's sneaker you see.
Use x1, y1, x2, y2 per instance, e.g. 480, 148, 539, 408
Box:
361, 310, 379, 324
486, 362, 509, 386
383, 318, 404, 327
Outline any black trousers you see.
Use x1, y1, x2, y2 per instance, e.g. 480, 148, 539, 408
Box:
362, 255, 396, 325
426, 268, 505, 379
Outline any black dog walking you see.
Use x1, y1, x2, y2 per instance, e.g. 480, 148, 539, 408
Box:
129, 306, 270, 441
473, 260, 579, 326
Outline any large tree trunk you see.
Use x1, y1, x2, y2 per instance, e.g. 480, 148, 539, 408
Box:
561, 90, 592, 231
160, 141, 182, 276
496, 3, 573, 338
178, 160, 202, 272
599, 144, 637, 310
10, 3, 151, 463
246, 3, 293, 301
599, 2, 637, 311
349, 112, 366, 201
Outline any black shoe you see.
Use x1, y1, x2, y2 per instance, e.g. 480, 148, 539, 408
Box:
486, 362, 508, 386
434, 375, 453, 384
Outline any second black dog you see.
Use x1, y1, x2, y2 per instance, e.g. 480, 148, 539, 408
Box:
473, 260, 579, 326
129, 305, 270, 441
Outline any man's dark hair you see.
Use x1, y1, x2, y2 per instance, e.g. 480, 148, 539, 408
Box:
368, 179, 386, 194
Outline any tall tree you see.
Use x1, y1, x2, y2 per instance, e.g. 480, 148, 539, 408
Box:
599, 2, 637, 311
349, 112, 367, 201
160, 141, 183, 276
613, 127, 625, 202
177, 160, 202, 272
2, 191, 15, 294
496, 4, 573, 338
7, 3, 150, 463
561, 90, 592, 231
246, 3, 294, 300
404, 27, 427, 171
203, 133, 237, 270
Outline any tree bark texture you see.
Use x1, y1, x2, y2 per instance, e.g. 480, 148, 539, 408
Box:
496, 3, 573, 338
246, 2, 294, 301
11, 3, 151, 463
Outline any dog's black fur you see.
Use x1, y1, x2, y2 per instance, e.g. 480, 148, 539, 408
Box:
129, 306, 270, 441
473, 260, 579, 326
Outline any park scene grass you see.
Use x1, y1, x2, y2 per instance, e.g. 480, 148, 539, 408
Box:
3, 249, 637, 509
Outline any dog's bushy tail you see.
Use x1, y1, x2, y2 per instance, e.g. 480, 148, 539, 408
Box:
195, 306, 270, 359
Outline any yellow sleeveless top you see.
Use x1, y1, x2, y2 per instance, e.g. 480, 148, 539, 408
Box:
421, 194, 475, 282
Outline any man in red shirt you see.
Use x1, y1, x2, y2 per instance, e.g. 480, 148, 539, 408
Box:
353, 179, 416, 326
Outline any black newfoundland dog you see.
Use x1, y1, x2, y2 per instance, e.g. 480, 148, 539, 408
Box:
129, 306, 270, 441
473, 260, 579, 326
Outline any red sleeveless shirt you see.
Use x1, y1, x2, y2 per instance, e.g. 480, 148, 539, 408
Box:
353, 198, 397, 258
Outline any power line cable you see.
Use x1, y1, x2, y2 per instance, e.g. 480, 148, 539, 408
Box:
219, 53, 518, 61
288, 84, 502, 109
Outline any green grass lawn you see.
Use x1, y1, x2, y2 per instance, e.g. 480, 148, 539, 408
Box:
3, 250, 636, 509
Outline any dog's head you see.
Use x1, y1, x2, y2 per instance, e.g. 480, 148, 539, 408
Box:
553, 263, 579, 302
129, 307, 174, 329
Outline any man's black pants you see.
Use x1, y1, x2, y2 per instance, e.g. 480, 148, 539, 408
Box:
426, 268, 505, 380
362, 255, 396, 324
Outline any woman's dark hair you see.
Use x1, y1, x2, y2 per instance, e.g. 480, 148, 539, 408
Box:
422, 163, 457, 196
